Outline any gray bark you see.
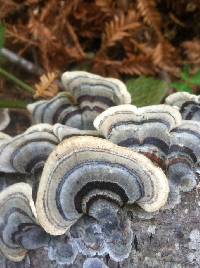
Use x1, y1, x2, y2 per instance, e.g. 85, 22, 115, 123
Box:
0, 189, 199, 268
1, 113, 200, 268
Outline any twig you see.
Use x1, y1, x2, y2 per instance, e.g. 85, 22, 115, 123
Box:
0, 67, 34, 94
0, 48, 65, 91
0, 48, 43, 76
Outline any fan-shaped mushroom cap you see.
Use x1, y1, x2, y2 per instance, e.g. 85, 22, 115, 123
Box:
0, 132, 11, 147
94, 104, 181, 167
36, 136, 169, 235
165, 92, 200, 121
27, 92, 83, 129
0, 109, 10, 131
0, 124, 59, 174
28, 71, 131, 130
62, 71, 130, 129
27, 92, 81, 126
61, 71, 131, 106
53, 123, 99, 142
167, 120, 200, 191
0, 183, 36, 262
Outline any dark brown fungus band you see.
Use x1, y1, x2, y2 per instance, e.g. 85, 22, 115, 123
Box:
36, 136, 169, 236
94, 104, 182, 168
0, 183, 48, 262
28, 71, 131, 130
167, 120, 200, 191
0, 124, 59, 174
165, 92, 200, 121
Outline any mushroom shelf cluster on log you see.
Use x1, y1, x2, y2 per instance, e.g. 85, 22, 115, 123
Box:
0, 71, 200, 267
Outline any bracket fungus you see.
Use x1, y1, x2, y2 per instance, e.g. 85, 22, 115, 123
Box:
27, 92, 78, 126
0, 109, 10, 131
36, 136, 168, 237
94, 104, 182, 168
165, 92, 200, 121
53, 123, 99, 142
28, 71, 131, 130
0, 124, 59, 174
2, 71, 200, 266
0, 123, 101, 176
94, 103, 200, 209
0, 183, 49, 262
167, 120, 200, 191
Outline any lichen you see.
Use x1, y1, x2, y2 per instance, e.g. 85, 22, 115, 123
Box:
187, 229, 200, 265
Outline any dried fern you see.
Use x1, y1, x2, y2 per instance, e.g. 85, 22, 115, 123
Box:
100, 10, 142, 52
34, 72, 59, 99
119, 55, 155, 76
182, 39, 200, 67
2, 0, 200, 80
152, 39, 180, 75
0, 0, 20, 19
137, 0, 161, 34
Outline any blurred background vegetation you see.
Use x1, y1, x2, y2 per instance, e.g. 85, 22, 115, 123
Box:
1, 0, 200, 108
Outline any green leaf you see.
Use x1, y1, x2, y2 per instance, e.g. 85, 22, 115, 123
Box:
170, 82, 192, 93
190, 70, 200, 85
180, 65, 190, 81
126, 76, 168, 107
0, 24, 5, 49
0, 99, 28, 109
0, 67, 34, 94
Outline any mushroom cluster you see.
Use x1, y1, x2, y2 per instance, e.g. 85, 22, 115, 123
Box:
0, 71, 199, 267
165, 91, 200, 121
27, 71, 131, 130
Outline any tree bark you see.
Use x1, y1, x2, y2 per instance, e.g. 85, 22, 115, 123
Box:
0, 189, 199, 268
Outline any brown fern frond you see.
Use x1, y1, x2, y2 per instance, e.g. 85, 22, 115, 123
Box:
100, 10, 142, 51
181, 39, 200, 65
119, 55, 155, 76
40, 0, 57, 22
6, 25, 38, 47
65, 21, 86, 59
152, 39, 180, 75
137, 0, 161, 34
95, 0, 115, 13
0, 0, 20, 19
34, 72, 59, 99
